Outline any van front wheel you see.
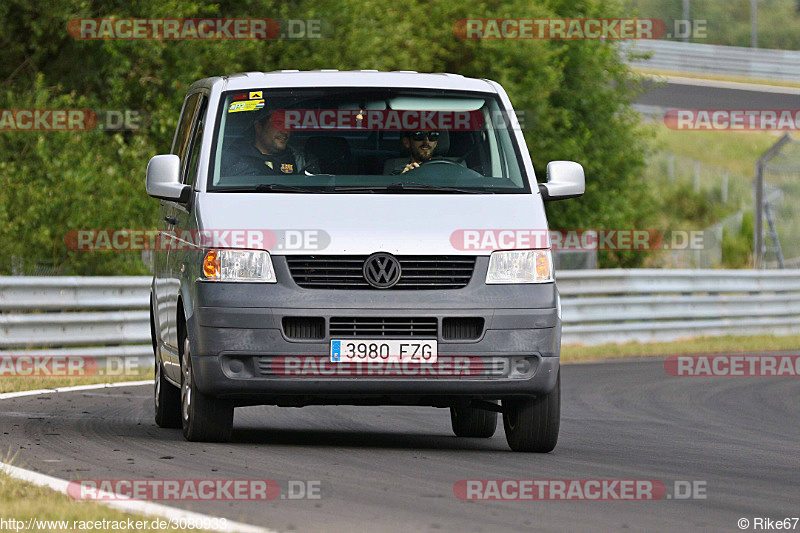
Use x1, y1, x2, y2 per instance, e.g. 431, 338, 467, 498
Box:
180, 335, 233, 442
502, 371, 560, 452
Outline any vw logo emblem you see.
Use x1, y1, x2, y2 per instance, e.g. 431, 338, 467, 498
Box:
363, 253, 401, 289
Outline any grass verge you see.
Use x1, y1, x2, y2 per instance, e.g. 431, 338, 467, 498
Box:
0, 469, 193, 532
0, 368, 151, 394
562, 334, 800, 363
647, 123, 780, 178
633, 67, 800, 89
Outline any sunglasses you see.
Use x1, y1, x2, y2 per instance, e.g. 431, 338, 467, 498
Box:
410, 131, 440, 142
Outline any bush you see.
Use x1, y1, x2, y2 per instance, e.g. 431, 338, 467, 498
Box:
0, 0, 654, 274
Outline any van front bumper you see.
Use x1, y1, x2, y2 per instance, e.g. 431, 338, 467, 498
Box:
185, 258, 562, 404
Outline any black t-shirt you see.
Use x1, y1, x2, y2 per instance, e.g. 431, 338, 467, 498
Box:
220, 141, 320, 177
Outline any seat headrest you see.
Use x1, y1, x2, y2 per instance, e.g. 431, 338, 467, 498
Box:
434, 130, 450, 155
305, 136, 351, 157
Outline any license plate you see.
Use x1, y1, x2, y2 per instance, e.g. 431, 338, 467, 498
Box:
330, 340, 437, 363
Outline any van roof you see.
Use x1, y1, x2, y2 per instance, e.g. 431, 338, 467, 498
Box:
190, 70, 499, 93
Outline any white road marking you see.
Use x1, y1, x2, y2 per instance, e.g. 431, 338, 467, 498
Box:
0, 381, 279, 533
0, 380, 151, 400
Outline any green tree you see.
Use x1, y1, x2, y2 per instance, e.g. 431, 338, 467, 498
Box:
0, 0, 653, 273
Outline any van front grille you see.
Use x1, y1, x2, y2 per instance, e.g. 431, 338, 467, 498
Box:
442, 317, 484, 340
282, 317, 325, 340
286, 256, 475, 290
329, 317, 438, 337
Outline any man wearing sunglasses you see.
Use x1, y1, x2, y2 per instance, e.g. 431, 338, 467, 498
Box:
384, 130, 442, 175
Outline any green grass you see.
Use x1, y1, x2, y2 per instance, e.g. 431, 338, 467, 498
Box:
628, 0, 800, 50
648, 123, 780, 177
0, 369, 151, 394
562, 334, 800, 363
634, 67, 800, 89
0, 469, 193, 532
640, 121, 798, 266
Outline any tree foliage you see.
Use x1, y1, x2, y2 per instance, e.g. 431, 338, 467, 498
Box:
0, 0, 653, 273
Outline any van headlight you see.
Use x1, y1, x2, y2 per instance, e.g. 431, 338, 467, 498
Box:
202, 250, 276, 282
486, 250, 553, 284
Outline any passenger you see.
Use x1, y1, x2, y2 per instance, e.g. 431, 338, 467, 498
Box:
221, 109, 320, 176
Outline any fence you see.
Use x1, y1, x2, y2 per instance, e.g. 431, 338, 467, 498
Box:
642, 151, 751, 269
755, 134, 800, 269
623, 40, 800, 82
2, 272, 799, 354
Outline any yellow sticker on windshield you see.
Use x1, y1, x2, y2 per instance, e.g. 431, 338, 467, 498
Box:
249, 91, 262, 99
228, 99, 265, 113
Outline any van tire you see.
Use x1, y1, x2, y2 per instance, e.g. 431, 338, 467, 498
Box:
502, 371, 560, 452
154, 359, 182, 428
180, 334, 233, 442
450, 406, 497, 438
153, 294, 181, 429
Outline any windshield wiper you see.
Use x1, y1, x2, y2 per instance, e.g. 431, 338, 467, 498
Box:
335, 182, 483, 194
215, 184, 322, 193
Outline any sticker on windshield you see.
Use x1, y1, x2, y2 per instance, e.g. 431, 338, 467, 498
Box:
228, 99, 265, 113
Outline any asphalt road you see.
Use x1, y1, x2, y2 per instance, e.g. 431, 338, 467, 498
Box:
2, 359, 798, 532
637, 77, 800, 109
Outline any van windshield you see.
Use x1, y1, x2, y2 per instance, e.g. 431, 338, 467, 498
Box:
208, 88, 530, 194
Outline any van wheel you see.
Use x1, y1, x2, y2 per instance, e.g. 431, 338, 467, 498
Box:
503, 371, 560, 452
154, 359, 181, 428
180, 335, 233, 442
450, 405, 497, 438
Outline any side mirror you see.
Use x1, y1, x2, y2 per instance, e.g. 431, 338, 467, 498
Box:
146, 154, 190, 203
538, 161, 585, 201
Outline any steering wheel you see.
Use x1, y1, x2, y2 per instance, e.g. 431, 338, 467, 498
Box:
420, 159, 462, 167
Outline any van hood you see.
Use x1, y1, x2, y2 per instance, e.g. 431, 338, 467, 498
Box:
194, 193, 549, 255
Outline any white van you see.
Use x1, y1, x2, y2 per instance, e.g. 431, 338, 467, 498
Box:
147, 71, 584, 451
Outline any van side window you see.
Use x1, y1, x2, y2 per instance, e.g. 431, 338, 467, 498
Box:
171, 93, 202, 165
184, 97, 208, 187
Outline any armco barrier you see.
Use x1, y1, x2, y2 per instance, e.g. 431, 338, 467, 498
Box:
1, 271, 799, 355
0, 277, 152, 360
623, 40, 800, 82
557, 269, 800, 344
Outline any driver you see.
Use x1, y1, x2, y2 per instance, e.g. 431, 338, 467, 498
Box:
385, 130, 441, 175
221, 108, 320, 176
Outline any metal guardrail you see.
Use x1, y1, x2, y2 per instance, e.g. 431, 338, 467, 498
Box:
1, 271, 799, 355
557, 270, 800, 344
624, 40, 800, 82
0, 277, 152, 359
